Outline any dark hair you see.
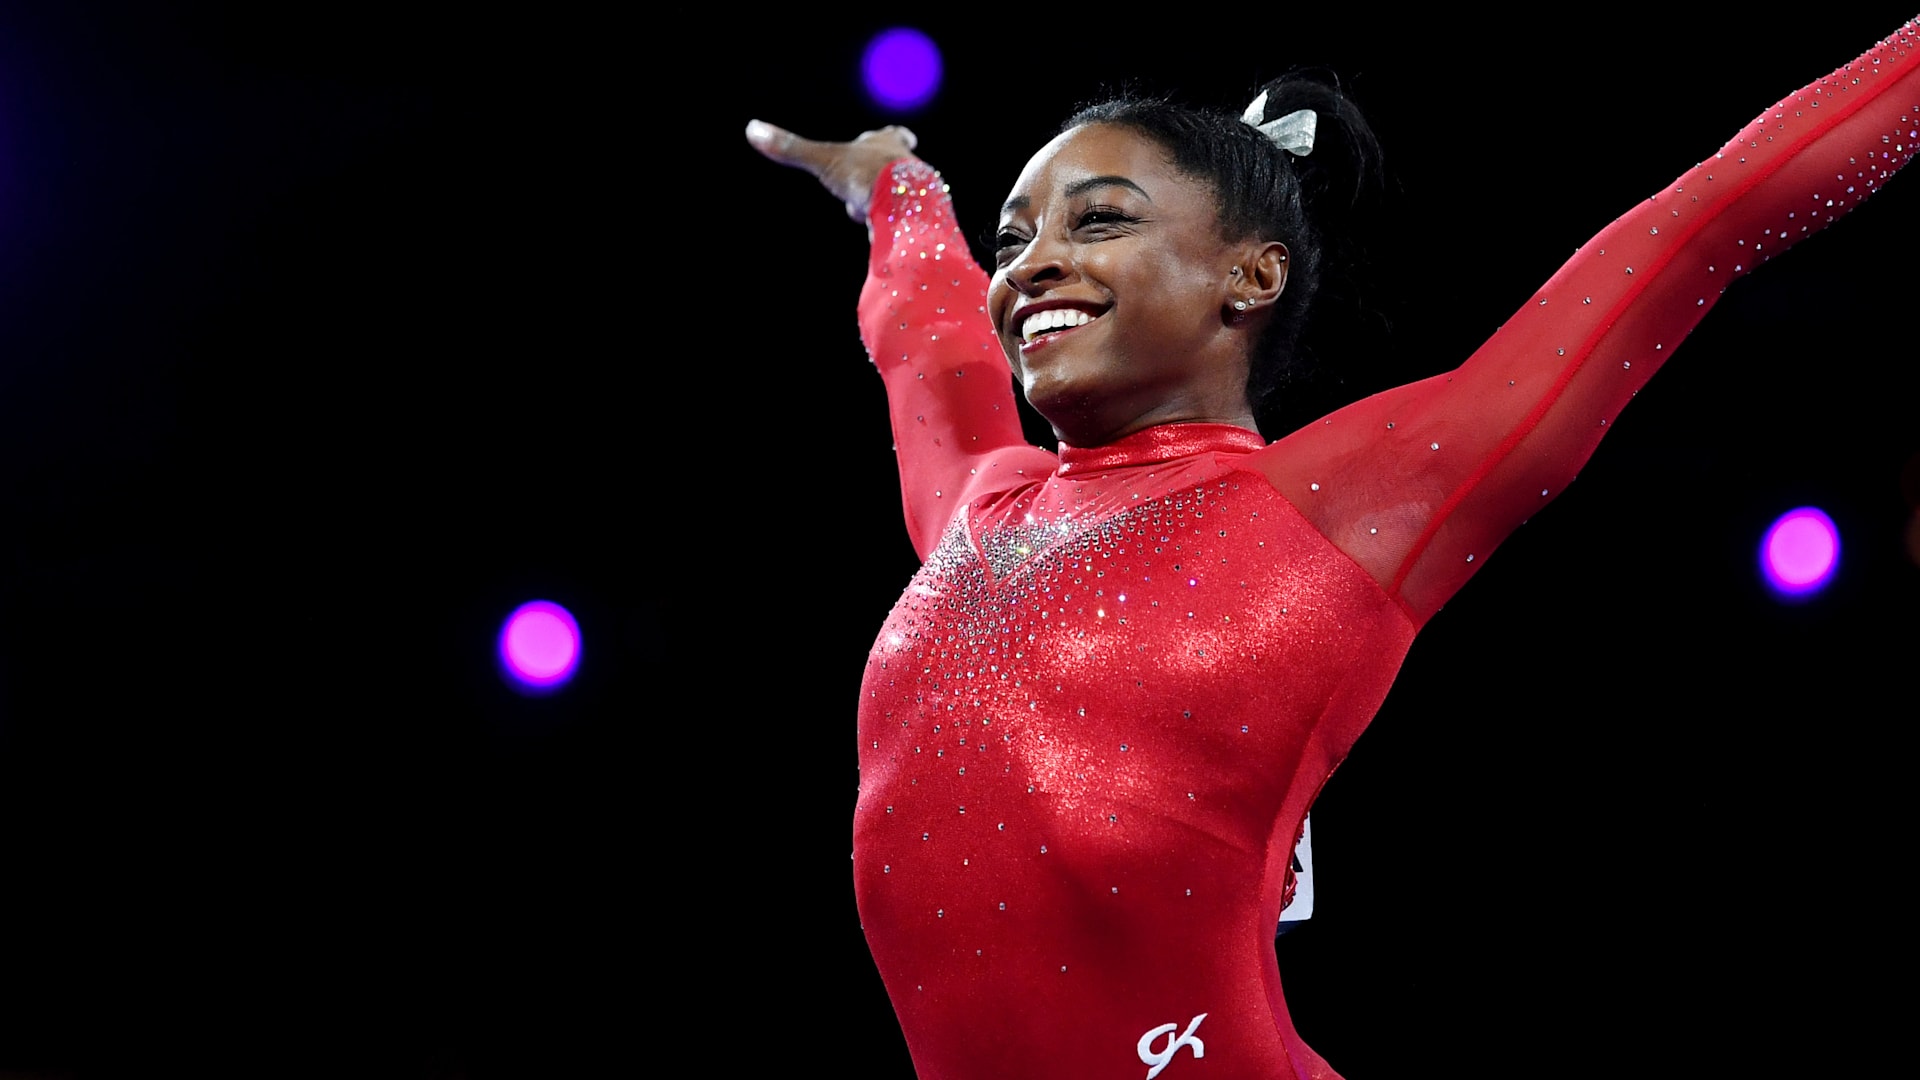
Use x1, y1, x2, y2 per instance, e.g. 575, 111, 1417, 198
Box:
1066, 71, 1383, 419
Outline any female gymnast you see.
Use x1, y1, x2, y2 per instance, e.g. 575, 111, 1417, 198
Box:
743, 15, 1919, 1078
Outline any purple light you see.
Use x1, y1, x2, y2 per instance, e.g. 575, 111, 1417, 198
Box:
498, 600, 581, 693
1760, 507, 1840, 598
862, 28, 942, 112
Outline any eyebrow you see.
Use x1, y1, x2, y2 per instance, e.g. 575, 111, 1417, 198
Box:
1000, 175, 1151, 216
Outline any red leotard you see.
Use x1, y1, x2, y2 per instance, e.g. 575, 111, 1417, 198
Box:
852, 20, 1920, 1080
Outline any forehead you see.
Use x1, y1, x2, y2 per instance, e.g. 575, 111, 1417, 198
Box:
1000, 123, 1211, 215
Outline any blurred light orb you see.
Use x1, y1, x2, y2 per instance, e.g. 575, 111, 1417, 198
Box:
499, 600, 580, 692
1760, 507, 1840, 598
862, 28, 942, 112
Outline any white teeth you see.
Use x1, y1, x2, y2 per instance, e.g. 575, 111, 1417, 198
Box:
1020, 308, 1094, 343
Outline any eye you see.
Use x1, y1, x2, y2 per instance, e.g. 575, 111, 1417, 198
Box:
1074, 205, 1137, 231
992, 228, 1029, 266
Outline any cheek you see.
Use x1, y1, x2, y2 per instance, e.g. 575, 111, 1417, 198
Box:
986, 274, 1011, 323
984, 279, 1019, 367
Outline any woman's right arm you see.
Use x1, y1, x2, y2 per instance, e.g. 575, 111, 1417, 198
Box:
748, 123, 1056, 560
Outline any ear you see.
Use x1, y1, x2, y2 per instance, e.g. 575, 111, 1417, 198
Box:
1239, 241, 1289, 305
1224, 242, 1290, 321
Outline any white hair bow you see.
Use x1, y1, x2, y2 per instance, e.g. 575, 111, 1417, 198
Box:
1241, 91, 1316, 157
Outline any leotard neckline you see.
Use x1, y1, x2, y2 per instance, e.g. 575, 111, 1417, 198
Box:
1054, 422, 1266, 477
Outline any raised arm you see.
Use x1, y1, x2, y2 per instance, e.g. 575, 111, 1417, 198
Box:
856, 160, 1058, 558
1254, 16, 1920, 624
747, 121, 1055, 559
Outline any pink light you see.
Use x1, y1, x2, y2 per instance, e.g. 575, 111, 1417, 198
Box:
498, 600, 581, 692
1760, 507, 1840, 599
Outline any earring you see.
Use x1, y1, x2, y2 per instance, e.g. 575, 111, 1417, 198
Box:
1233, 300, 1248, 311
1230, 266, 1242, 276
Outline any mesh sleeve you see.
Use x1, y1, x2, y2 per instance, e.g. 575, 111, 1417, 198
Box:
858, 160, 1059, 560
1255, 17, 1920, 624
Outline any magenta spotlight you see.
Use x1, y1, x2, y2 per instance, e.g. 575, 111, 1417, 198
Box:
1760, 507, 1840, 599
862, 28, 942, 112
498, 600, 581, 693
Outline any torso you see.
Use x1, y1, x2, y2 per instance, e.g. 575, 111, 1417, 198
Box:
854, 424, 1414, 1080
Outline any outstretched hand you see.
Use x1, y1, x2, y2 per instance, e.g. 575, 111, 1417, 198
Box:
745, 120, 921, 227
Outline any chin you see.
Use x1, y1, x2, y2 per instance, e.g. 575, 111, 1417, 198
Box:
1024, 392, 1114, 447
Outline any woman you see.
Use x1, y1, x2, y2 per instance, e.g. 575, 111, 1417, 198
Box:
744, 16, 1918, 1078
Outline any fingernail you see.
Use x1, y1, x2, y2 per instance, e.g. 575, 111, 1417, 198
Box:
745, 119, 774, 146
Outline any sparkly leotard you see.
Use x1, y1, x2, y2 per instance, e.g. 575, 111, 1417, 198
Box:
852, 20, 1920, 1080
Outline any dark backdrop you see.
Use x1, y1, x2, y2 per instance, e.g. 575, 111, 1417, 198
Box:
1, 5, 1914, 1077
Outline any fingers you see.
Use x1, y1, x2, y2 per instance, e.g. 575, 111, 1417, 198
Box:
745, 120, 919, 173
746, 119, 927, 229
745, 119, 829, 176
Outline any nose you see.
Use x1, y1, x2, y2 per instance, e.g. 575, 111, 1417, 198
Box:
1002, 231, 1070, 297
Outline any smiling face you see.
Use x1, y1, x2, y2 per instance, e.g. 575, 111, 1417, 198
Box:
988, 123, 1264, 447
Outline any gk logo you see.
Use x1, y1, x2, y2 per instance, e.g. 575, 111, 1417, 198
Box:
1137, 1012, 1207, 1079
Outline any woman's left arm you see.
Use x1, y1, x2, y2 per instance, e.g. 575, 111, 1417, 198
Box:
1261, 16, 1920, 624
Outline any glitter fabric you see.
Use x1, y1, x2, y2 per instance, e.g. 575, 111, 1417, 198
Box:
854, 21, 1920, 1080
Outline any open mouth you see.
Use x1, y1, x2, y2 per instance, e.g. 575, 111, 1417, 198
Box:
1019, 308, 1099, 346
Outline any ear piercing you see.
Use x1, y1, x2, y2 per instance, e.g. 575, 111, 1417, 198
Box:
1230, 266, 1260, 312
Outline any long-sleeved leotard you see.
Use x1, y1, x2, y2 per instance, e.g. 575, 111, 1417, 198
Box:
851, 20, 1920, 1080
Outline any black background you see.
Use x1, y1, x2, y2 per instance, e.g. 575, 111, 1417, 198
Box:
2, 5, 1916, 1077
